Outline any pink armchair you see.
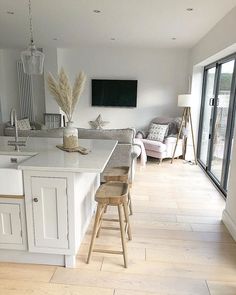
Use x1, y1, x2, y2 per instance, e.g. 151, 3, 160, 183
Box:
136, 117, 183, 163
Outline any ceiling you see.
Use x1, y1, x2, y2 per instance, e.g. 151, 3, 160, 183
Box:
0, 0, 236, 49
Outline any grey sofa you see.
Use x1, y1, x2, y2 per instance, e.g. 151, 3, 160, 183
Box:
4, 126, 64, 138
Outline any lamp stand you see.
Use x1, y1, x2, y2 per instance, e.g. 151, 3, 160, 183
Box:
171, 107, 197, 164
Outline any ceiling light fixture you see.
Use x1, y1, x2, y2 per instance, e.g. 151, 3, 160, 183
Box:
172, 37, 177, 40
93, 9, 101, 13
6, 11, 14, 15
186, 8, 194, 11
110, 38, 116, 41
21, 0, 44, 75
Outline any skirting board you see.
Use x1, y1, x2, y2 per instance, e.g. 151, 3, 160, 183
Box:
222, 209, 236, 241
0, 250, 65, 266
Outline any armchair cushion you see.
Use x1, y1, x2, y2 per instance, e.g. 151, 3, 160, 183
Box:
147, 123, 168, 142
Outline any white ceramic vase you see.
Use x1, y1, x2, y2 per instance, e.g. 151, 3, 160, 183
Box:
63, 121, 79, 149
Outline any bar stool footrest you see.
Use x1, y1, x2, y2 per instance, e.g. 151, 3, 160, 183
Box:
100, 226, 120, 231
93, 249, 123, 255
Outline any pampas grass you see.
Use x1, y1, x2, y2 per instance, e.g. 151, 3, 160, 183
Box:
47, 68, 86, 122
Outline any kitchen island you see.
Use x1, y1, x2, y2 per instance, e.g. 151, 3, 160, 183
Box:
0, 136, 117, 267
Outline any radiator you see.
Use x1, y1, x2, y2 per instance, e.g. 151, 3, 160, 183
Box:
16, 60, 35, 122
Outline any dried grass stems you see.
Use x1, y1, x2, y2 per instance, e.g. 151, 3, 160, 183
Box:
47, 68, 86, 122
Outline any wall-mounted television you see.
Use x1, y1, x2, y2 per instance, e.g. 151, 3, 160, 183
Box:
92, 79, 138, 107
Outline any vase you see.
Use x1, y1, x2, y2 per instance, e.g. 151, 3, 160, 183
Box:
63, 121, 79, 149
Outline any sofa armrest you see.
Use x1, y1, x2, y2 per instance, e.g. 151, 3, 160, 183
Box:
136, 130, 147, 139
131, 143, 142, 159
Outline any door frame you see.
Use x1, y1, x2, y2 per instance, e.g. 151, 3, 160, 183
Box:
197, 53, 236, 197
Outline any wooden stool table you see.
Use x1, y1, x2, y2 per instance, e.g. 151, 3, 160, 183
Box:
87, 181, 131, 268
104, 166, 133, 215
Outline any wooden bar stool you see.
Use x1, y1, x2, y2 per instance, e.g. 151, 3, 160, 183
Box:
87, 181, 131, 268
104, 166, 133, 215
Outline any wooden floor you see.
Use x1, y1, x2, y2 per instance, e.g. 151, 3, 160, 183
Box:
1, 159, 236, 295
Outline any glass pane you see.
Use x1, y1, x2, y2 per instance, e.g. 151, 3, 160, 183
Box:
210, 60, 235, 181
199, 67, 216, 165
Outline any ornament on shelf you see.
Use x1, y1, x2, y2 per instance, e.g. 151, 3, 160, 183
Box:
89, 114, 109, 129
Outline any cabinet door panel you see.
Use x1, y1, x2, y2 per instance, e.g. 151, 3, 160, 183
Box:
0, 203, 22, 244
31, 177, 68, 249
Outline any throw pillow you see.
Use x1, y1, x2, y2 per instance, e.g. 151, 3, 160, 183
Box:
17, 118, 31, 130
147, 123, 169, 142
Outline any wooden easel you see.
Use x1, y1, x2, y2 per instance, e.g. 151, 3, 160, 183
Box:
171, 107, 197, 164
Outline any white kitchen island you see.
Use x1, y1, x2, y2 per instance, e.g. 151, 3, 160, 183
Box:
0, 136, 117, 267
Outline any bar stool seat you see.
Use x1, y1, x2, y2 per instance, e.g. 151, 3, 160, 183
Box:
104, 166, 133, 215
104, 166, 130, 182
87, 181, 131, 268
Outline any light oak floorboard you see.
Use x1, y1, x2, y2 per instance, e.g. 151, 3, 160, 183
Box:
146, 243, 236, 266
191, 223, 228, 233
102, 257, 236, 282
176, 215, 222, 224
76, 255, 103, 270
207, 281, 236, 295
115, 290, 156, 295
51, 268, 210, 295
0, 278, 114, 295
0, 262, 56, 283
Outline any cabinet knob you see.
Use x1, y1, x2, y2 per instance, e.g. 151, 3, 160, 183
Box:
33, 197, 39, 203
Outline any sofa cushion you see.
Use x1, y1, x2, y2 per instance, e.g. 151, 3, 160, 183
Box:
141, 138, 167, 153
147, 123, 168, 142
17, 118, 31, 130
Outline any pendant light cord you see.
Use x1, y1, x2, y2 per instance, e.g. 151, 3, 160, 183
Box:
28, 0, 34, 45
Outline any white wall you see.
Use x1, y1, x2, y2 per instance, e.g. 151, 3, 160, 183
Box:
190, 7, 236, 66
43, 48, 60, 114
189, 6, 236, 239
56, 46, 190, 129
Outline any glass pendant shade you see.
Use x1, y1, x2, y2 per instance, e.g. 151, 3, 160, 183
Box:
21, 44, 45, 75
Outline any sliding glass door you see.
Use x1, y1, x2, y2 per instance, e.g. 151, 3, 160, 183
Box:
198, 54, 236, 196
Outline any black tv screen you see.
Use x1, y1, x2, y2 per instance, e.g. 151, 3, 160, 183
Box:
92, 79, 137, 107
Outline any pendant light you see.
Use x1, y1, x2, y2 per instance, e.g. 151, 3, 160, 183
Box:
21, 0, 44, 75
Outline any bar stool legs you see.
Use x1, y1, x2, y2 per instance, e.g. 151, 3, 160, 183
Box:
123, 200, 132, 240
118, 204, 128, 268
87, 203, 129, 268
87, 204, 104, 264
128, 190, 133, 216
87, 181, 131, 268
96, 201, 132, 241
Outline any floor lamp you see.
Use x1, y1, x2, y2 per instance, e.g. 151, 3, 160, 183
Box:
171, 94, 197, 164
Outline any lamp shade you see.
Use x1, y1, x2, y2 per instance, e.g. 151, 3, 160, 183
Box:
21, 45, 45, 75
178, 94, 192, 107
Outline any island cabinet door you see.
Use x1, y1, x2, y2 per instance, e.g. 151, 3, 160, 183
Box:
0, 203, 22, 245
31, 177, 69, 251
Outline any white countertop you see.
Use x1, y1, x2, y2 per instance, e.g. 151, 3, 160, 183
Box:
0, 136, 117, 173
